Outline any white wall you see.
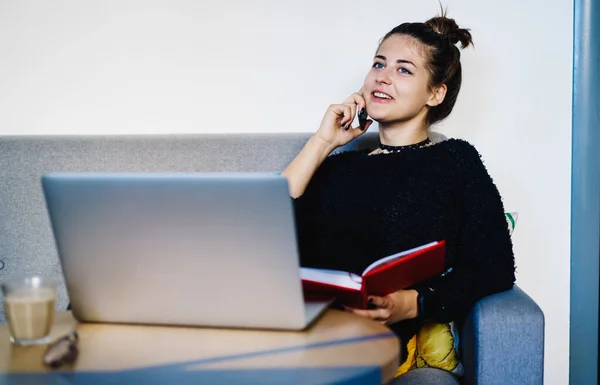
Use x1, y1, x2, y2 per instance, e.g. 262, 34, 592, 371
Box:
0, 0, 573, 383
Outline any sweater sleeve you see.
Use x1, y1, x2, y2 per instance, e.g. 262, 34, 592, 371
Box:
291, 155, 335, 268
414, 141, 516, 323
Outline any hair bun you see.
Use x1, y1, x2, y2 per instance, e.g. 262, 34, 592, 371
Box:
426, 16, 473, 49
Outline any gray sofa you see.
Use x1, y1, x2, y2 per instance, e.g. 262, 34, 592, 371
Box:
0, 132, 544, 384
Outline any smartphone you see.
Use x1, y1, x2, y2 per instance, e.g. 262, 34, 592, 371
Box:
358, 108, 369, 130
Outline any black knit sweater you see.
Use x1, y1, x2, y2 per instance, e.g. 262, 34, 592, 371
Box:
293, 138, 516, 339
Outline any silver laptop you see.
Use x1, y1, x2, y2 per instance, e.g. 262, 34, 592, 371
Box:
41, 172, 330, 330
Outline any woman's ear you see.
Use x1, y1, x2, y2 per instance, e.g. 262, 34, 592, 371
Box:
426, 84, 447, 107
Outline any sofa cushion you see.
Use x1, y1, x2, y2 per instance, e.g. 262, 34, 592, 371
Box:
0, 132, 384, 323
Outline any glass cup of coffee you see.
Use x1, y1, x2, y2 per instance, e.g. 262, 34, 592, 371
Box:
1, 276, 58, 346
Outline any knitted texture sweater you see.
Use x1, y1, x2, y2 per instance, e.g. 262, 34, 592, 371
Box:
293, 138, 516, 337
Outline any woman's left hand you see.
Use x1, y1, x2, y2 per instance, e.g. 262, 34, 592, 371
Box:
344, 289, 419, 325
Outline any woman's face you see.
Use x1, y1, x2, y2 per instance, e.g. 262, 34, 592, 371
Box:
362, 34, 440, 125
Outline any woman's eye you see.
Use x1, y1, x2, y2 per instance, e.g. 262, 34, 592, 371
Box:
373, 62, 384, 69
399, 67, 412, 75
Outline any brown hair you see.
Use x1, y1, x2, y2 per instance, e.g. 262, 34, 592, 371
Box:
380, 7, 474, 125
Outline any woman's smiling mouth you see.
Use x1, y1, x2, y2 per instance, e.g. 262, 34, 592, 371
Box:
372, 91, 394, 102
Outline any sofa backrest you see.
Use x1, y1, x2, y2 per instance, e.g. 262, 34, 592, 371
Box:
0, 130, 445, 323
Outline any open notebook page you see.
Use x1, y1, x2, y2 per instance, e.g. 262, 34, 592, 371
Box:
361, 241, 439, 275
300, 268, 363, 290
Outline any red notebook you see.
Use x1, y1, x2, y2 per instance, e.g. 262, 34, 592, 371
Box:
301, 241, 446, 309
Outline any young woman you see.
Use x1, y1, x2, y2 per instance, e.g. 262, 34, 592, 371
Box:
283, 11, 515, 383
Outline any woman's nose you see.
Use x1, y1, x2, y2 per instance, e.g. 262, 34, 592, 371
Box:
376, 70, 392, 85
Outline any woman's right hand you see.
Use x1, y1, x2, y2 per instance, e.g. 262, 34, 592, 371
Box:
313, 89, 373, 150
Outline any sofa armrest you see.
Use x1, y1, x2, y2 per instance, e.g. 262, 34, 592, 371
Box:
460, 286, 544, 385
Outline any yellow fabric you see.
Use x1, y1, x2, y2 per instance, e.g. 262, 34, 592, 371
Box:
396, 335, 417, 376
395, 322, 462, 378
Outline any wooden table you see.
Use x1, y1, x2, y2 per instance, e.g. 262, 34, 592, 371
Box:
0, 310, 400, 384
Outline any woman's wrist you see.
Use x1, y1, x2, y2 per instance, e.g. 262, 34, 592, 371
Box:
404, 289, 419, 319
309, 135, 337, 156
